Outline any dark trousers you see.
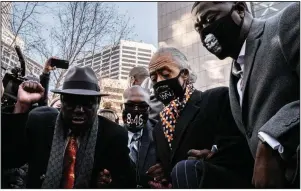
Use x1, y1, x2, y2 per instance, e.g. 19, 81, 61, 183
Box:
171, 160, 253, 188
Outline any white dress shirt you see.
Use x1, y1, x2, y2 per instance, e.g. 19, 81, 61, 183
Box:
128, 129, 143, 149
235, 42, 284, 154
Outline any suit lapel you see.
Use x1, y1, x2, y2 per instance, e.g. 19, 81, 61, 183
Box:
241, 19, 265, 122
171, 91, 201, 160
138, 123, 151, 171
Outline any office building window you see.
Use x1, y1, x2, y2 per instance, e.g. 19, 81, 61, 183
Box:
112, 55, 119, 60
122, 63, 135, 67
111, 67, 119, 73
121, 76, 128, 80
103, 49, 110, 55
123, 54, 136, 59
122, 46, 136, 51
111, 63, 119, 68
121, 72, 129, 75
138, 52, 151, 57
138, 57, 150, 61
122, 59, 136, 63
137, 61, 149, 65
138, 48, 152, 53
111, 59, 119, 64
122, 67, 133, 71
122, 50, 136, 55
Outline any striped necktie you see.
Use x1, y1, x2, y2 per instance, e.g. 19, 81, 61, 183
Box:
129, 132, 142, 164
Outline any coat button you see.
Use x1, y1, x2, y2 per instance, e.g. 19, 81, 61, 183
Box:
246, 131, 252, 138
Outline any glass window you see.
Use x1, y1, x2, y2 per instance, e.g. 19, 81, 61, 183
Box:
111, 59, 119, 64
122, 63, 135, 67
138, 52, 151, 57
123, 54, 136, 59
112, 55, 119, 60
138, 57, 150, 61
111, 67, 119, 73
122, 59, 136, 63
122, 50, 136, 55
103, 49, 110, 55
137, 48, 151, 53
122, 46, 136, 51
122, 67, 133, 72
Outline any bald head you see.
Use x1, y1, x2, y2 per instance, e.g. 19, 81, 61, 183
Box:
124, 85, 150, 105
129, 66, 149, 86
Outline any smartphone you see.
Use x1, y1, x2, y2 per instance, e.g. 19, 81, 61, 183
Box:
50, 58, 69, 69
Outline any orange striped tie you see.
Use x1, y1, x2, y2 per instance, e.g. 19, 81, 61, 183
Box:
62, 134, 78, 188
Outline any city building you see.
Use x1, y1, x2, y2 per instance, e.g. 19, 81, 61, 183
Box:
74, 40, 157, 80
1, 2, 12, 30
157, 2, 293, 91
1, 2, 25, 49
99, 78, 128, 124
1, 41, 42, 78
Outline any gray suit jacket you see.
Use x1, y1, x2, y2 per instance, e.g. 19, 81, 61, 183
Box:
229, 2, 300, 159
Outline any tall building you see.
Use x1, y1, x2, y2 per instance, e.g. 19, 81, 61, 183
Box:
1, 2, 12, 30
1, 41, 42, 78
99, 78, 128, 124
75, 40, 157, 80
157, 2, 293, 91
1, 2, 24, 49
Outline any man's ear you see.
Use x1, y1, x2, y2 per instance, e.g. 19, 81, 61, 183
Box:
181, 69, 190, 80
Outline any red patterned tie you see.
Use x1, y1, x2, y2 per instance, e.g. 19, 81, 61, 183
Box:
62, 134, 78, 188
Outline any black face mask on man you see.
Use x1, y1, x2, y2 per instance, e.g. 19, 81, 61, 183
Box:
200, 5, 244, 59
153, 71, 185, 105
122, 102, 149, 133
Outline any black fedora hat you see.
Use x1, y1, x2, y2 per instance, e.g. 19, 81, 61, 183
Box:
51, 66, 109, 96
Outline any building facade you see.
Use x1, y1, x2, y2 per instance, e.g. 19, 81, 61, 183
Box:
1, 2, 12, 31
75, 40, 157, 80
1, 41, 42, 78
157, 2, 293, 91
99, 78, 128, 124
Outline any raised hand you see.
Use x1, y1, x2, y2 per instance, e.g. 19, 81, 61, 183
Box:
14, 81, 44, 113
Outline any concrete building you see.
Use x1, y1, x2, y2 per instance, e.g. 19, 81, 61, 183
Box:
75, 40, 157, 80
1, 2, 25, 49
99, 78, 128, 124
1, 41, 42, 78
1, 2, 12, 30
157, 2, 293, 91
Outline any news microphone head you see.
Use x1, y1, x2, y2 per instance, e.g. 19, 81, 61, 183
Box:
14, 45, 26, 76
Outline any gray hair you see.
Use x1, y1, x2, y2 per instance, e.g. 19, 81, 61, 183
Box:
155, 47, 197, 83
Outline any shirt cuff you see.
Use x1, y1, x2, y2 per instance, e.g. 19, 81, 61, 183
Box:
258, 132, 284, 154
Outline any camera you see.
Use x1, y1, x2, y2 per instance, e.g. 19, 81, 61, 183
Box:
1, 46, 27, 107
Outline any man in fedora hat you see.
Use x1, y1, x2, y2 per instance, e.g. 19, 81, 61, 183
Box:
2, 66, 136, 188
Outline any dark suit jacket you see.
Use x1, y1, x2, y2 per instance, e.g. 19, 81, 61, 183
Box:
135, 120, 156, 188
229, 3, 300, 160
2, 106, 136, 188
153, 88, 254, 183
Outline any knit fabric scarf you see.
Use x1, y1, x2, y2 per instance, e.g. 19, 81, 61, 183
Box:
160, 83, 195, 149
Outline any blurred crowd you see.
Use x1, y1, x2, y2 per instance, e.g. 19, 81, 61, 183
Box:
1, 1, 299, 189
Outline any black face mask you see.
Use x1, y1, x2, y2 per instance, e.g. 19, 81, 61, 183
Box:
200, 5, 244, 59
153, 71, 185, 105
122, 110, 149, 133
